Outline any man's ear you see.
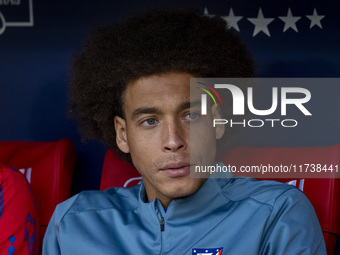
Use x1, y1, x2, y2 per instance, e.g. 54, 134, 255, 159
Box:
211, 104, 225, 140
114, 116, 130, 153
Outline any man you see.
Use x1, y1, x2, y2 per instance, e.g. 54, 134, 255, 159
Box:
43, 9, 326, 254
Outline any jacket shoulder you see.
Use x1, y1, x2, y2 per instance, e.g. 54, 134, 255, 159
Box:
220, 177, 305, 207
53, 185, 140, 221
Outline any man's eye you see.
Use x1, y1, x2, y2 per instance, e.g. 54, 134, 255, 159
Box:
186, 112, 199, 120
143, 118, 156, 126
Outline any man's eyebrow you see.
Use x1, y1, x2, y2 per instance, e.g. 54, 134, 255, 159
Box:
131, 107, 162, 120
131, 101, 201, 120
179, 101, 201, 110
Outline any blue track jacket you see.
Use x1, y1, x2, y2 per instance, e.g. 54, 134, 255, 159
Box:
43, 176, 326, 254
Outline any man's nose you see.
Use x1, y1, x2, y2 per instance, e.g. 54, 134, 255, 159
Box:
161, 120, 187, 152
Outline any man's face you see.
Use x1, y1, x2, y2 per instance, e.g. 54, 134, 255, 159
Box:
115, 72, 224, 206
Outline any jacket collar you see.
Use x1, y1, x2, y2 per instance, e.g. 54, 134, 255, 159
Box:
137, 170, 235, 220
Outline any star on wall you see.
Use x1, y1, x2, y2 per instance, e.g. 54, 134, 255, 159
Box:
306, 8, 325, 29
221, 8, 243, 32
279, 8, 301, 32
248, 8, 275, 37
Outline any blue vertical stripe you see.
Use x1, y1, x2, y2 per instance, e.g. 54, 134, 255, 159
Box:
0, 181, 4, 219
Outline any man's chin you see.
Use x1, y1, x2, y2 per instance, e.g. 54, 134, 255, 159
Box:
162, 179, 207, 200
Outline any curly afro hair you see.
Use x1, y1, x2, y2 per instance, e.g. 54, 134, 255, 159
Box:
69, 9, 255, 160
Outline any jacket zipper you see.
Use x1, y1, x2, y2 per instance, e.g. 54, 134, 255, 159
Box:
160, 217, 165, 232
159, 217, 165, 254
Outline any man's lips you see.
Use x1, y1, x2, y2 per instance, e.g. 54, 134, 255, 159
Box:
160, 162, 191, 177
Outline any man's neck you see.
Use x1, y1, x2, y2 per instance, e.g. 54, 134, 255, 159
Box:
146, 193, 172, 208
